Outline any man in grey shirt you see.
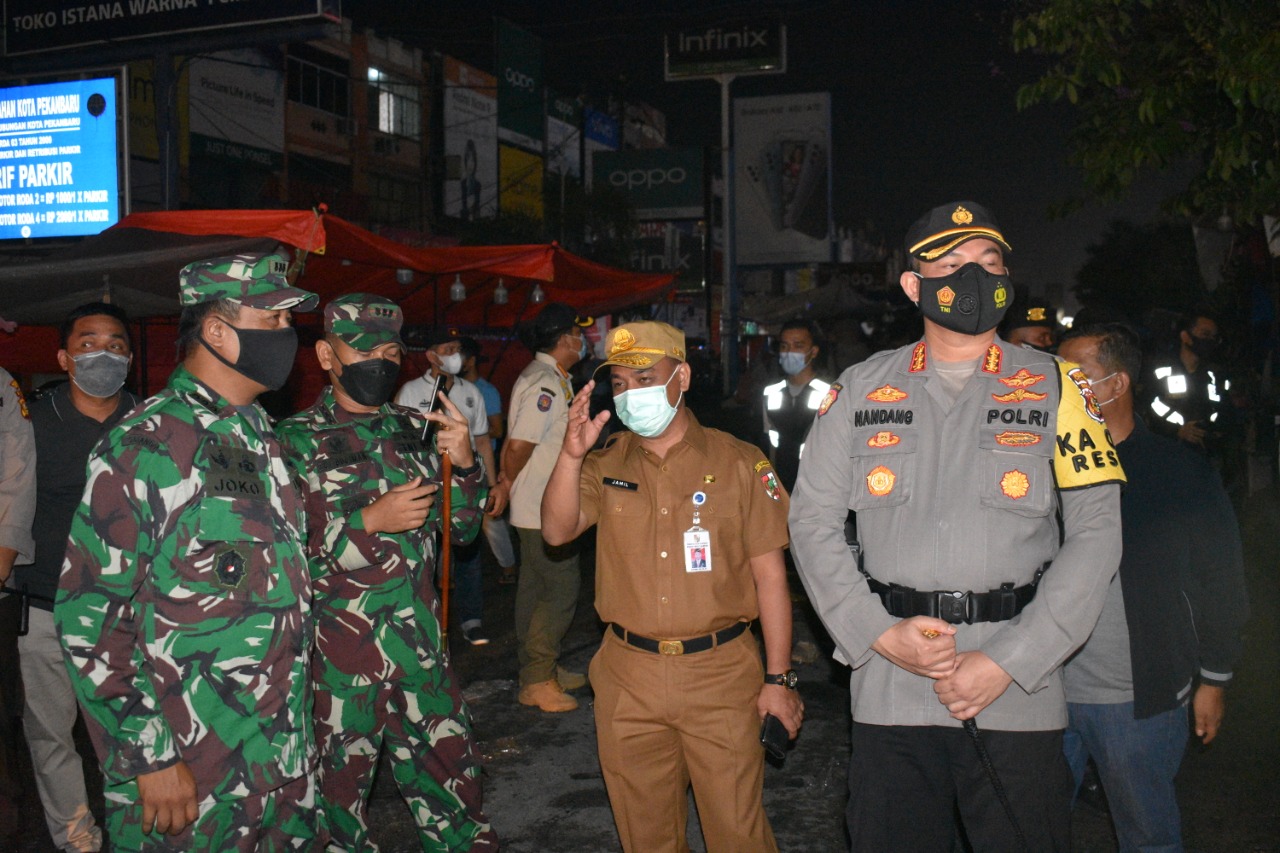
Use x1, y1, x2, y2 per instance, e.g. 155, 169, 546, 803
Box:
790, 201, 1125, 851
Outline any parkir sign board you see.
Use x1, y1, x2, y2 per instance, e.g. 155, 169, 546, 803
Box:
4, 0, 339, 57
664, 22, 786, 79
0, 77, 120, 239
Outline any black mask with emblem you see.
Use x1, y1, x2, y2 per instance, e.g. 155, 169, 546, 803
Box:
914, 262, 1011, 336
336, 356, 400, 407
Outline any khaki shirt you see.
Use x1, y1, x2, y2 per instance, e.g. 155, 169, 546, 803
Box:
507, 353, 572, 528
580, 413, 789, 639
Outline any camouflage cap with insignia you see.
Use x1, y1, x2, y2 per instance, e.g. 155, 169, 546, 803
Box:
179, 251, 318, 311
905, 201, 1013, 262
324, 293, 404, 351
599, 321, 686, 370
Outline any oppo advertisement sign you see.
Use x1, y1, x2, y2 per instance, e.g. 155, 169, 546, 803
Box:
0, 77, 119, 239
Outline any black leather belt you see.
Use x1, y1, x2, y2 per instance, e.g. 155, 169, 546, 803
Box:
864, 564, 1048, 624
610, 621, 749, 655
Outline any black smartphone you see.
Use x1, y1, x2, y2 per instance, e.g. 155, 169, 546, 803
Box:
760, 713, 789, 762
419, 374, 446, 440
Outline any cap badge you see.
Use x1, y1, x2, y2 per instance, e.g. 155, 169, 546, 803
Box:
951, 205, 973, 225
1027, 307, 1047, 322
610, 329, 636, 354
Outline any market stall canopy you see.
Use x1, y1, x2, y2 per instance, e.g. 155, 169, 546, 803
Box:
0, 208, 677, 326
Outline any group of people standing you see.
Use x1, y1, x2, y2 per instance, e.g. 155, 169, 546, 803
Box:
0, 196, 1251, 853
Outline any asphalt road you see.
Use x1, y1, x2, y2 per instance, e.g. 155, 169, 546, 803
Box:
8, 459, 1279, 853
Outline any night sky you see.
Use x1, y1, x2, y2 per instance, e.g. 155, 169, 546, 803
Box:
351, 0, 1187, 305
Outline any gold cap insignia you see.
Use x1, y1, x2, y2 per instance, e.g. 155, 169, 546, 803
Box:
951, 205, 974, 225
610, 328, 635, 354
1027, 307, 1047, 322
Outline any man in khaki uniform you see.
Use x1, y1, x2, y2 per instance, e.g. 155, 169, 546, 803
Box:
502, 303, 592, 712
543, 321, 804, 853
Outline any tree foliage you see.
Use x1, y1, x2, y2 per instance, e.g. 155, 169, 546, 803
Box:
1073, 219, 1202, 322
1013, 0, 1280, 223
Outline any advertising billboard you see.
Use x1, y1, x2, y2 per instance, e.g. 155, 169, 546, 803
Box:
733, 92, 832, 265
664, 22, 786, 79
499, 143, 543, 221
632, 221, 704, 291
582, 107, 618, 190
592, 147, 703, 221
188, 49, 284, 169
546, 91, 580, 178
5, 0, 338, 57
0, 77, 120, 239
496, 18, 543, 153
442, 56, 498, 220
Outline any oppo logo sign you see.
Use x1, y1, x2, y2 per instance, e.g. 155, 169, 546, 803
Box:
504, 68, 536, 91
609, 167, 688, 191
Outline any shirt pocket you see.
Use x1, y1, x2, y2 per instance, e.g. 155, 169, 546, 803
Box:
979, 448, 1053, 518
847, 453, 915, 511
178, 495, 277, 601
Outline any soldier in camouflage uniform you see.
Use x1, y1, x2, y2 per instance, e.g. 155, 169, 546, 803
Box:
56, 252, 320, 852
276, 294, 497, 852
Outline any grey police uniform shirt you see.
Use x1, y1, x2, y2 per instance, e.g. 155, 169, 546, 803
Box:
789, 339, 1124, 731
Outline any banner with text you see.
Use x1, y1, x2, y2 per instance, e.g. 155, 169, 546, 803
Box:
733, 92, 832, 265
496, 18, 543, 153
5, 0, 337, 56
443, 56, 498, 220
0, 77, 120, 239
188, 48, 285, 169
592, 147, 703, 221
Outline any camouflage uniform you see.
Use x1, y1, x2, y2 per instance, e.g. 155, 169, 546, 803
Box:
56, 253, 320, 853
276, 294, 496, 852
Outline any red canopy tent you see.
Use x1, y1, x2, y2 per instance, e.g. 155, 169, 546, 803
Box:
0, 208, 676, 403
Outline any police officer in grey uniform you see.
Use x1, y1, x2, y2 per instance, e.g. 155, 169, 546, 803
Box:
789, 201, 1125, 852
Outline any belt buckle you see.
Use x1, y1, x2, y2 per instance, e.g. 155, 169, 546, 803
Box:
938, 590, 971, 624
658, 639, 684, 655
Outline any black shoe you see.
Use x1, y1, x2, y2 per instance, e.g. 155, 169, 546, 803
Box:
462, 624, 490, 646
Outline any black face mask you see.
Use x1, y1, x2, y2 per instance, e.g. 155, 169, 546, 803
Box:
915, 262, 1011, 335
201, 325, 298, 391
1188, 336, 1220, 360
336, 357, 400, 407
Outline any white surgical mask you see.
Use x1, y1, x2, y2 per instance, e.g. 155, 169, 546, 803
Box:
779, 351, 808, 376
437, 352, 464, 375
1092, 371, 1119, 407
614, 369, 682, 437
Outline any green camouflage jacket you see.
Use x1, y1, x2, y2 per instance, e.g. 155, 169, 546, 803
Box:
56, 366, 314, 798
276, 387, 486, 692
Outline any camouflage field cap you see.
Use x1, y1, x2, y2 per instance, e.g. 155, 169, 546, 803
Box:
905, 201, 1013, 262
324, 293, 404, 351
179, 252, 319, 311
599, 321, 686, 370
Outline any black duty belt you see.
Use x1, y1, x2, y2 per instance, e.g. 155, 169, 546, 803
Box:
610, 621, 749, 656
864, 564, 1048, 624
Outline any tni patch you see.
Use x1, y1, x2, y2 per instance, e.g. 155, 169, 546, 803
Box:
214, 548, 247, 589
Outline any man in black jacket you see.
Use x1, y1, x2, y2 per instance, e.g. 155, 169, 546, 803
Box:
1058, 323, 1249, 852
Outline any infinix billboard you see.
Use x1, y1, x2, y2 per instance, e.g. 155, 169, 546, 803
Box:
0, 77, 120, 239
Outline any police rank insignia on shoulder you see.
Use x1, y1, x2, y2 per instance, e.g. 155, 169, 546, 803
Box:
759, 467, 782, 501
817, 383, 842, 416
7, 378, 29, 419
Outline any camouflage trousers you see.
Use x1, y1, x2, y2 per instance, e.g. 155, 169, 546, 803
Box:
315, 668, 497, 852
104, 771, 318, 852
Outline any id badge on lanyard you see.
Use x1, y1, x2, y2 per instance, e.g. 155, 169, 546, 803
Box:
683, 490, 711, 573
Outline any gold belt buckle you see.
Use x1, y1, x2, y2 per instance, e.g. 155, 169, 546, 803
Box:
658, 639, 684, 655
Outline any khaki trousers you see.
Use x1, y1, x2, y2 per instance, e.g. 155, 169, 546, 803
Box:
590, 628, 777, 853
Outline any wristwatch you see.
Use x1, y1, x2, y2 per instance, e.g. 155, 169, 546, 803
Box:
764, 670, 799, 689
